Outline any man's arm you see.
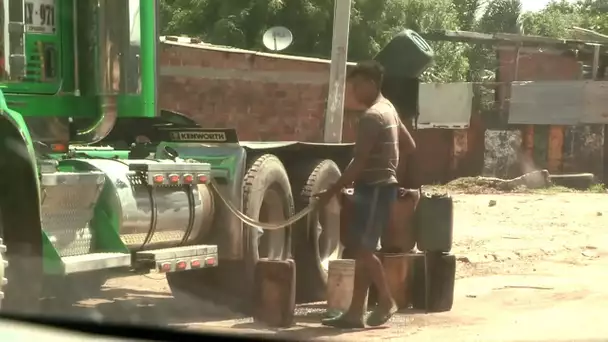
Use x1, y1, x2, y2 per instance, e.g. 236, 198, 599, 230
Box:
396, 116, 416, 185
329, 114, 381, 192
398, 118, 416, 156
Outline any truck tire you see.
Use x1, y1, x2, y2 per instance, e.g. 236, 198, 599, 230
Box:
0, 134, 44, 315
242, 154, 294, 284
167, 154, 294, 315
291, 159, 343, 303
0, 238, 5, 311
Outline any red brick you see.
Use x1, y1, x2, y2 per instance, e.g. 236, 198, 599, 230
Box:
159, 43, 334, 142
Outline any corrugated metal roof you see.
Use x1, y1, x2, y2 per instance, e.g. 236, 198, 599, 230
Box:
509, 81, 584, 125
508, 81, 608, 125
421, 30, 608, 54
581, 81, 608, 124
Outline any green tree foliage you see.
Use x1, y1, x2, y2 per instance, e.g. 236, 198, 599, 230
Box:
159, 0, 470, 82
479, 0, 523, 34
576, 0, 608, 33
522, 0, 607, 37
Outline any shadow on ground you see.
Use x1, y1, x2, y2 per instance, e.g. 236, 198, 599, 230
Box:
39, 286, 241, 326
191, 303, 393, 340
37, 287, 379, 340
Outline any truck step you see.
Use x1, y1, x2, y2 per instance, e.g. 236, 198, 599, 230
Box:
134, 244, 218, 273
62, 252, 131, 275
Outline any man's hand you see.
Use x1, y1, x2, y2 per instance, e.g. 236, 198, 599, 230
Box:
313, 187, 339, 207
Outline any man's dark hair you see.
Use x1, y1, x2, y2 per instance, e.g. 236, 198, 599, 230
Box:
347, 60, 385, 86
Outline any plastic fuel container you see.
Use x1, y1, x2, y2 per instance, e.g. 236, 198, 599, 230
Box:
415, 192, 454, 253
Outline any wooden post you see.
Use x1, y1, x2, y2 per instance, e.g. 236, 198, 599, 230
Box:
547, 126, 564, 173
592, 44, 600, 80
522, 125, 535, 169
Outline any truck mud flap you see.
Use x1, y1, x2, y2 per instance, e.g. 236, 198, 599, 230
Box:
134, 244, 218, 273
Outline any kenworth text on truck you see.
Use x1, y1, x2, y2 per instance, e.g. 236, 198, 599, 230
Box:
0, 0, 432, 313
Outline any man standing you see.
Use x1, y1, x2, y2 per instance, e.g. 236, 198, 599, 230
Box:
315, 60, 416, 328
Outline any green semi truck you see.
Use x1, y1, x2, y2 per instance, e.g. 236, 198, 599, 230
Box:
0, 0, 358, 314
0, 0, 433, 315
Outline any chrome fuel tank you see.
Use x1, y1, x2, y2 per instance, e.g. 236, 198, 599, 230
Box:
65, 159, 215, 250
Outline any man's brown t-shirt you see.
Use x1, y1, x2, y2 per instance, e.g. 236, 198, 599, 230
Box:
354, 97, 400, 185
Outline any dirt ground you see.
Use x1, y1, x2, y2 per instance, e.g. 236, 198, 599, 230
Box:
48, 192, 608, 341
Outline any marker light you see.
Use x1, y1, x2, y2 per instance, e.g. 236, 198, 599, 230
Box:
197, 174, 208, 183
51, 144, 68, 153
204, 257, 216, 266
153, 175, 165, 184
169, 174, 180, 184
183, 174, 194, 184
160, 263, 171, 272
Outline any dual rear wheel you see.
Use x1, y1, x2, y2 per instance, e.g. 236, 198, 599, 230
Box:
166, 154, 344, 312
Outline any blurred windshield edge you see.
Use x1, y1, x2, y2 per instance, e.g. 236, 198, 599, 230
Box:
0, 316, 271, 341
0, 317, 142, 341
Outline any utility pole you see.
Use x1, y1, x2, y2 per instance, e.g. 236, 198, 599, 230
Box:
323, 0, 351, 143
592, 44, 600, 80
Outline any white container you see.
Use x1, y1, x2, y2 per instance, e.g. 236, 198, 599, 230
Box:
326, 259, 368, 314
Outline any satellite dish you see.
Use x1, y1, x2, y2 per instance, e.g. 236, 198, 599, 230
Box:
262, 26, 293, 52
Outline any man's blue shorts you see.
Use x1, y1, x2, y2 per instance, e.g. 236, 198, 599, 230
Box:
348, 183, 398, 251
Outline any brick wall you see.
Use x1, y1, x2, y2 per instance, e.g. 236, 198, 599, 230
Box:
158, 41, 358, 142
157, 40, 602, 183
498, 48, 581, 82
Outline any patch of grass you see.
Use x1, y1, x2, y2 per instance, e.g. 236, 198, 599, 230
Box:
588, 183, 606, 193
425, 177, 507, 195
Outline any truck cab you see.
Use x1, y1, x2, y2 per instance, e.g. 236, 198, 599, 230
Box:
0, 0, 158, 147
0, 0, 227, 313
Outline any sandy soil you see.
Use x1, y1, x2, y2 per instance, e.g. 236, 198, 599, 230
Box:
44, 193, 608, 341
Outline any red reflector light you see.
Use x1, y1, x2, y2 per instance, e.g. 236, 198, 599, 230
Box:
183, 174, 194, 184
153, 175, 165, 184
176, 261, 187, 270
191, 259, 201, 268
169, 174, 180, 184
160, 263, 172, 272
204, 257, 216, 266
51, 144, 68, 153
198, 174, 208, 183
